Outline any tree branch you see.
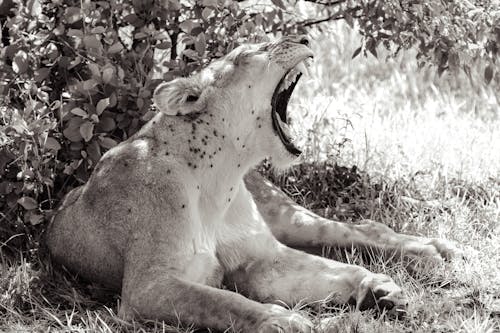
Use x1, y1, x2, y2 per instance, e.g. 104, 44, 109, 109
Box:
301, 0, 345, 6
296, 6, 362, 28
169, 14, 180, 60
297, 11, 344, 27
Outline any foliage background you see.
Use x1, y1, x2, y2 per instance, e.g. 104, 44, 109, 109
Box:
0, 0, 498, 250
0, 0, 499, 331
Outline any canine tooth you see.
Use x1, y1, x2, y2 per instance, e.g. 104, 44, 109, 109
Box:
303, 57, 312, 68
295, 60, 310, 77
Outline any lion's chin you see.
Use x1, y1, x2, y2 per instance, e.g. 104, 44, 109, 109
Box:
267, 146, 302, 171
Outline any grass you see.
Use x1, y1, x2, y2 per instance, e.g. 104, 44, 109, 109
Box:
1, 22, 499, 332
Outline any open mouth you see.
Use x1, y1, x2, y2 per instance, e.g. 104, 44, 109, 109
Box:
271, 58, 312, 156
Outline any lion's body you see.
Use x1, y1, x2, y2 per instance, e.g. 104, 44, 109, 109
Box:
47, 36, 459, 332
48, 113, 274, 288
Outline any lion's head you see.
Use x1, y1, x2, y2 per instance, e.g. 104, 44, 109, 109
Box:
153, 36, 313, 168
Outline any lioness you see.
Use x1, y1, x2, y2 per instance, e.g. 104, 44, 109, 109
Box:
46, 36, 458, 332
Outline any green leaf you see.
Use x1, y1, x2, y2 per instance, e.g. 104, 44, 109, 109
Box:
271, 0, 286, 10
179, 20, 199, 34
34, 68, 50, 82
102, 67, 114, 84
108, 42, 124, 54
90, 114, 99, 123
70, 107, 88, 118
67, 29, 83, 38
124, 14, 142, 27
98, 137, 118, 149
86, 140, 102, 164
183, 49, 200, 61
83, 79, 99, 90
96, 98, 110, 115
366, 39, 378, 58
30, 213, 44, 225
68, 56, 82, 70
484, 65, 494, 84
352, 46, 362, 59
88, 63, 101, 80
195, 33, 206, 55
28, 0, 42, 16
97, 117, 116, 132
64, 7, 82, 24
83, 35, 102, 50
63, 126, 83, 142
202, 0, 218, 7
44, 137, 61, 151
18, 196, 38, 210
80, 122, 94, 142
156, 41, 172, 49
168, 0, 181, 11
202, 7, 214, 20
91, 26, 106, 34
141, 111, 156, 122
123, 14, 139, 24
12, 50, 28, 74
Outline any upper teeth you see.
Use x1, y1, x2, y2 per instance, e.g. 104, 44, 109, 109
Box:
295, 58, 312, 77
278, 58, 313, 93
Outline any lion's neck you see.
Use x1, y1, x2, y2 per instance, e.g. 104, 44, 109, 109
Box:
145, 112, 264, 211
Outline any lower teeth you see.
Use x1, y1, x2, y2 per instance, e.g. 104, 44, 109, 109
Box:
277, 116, 291, 137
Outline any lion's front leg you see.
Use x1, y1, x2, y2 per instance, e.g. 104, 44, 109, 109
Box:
244, 170, 461, 263
225, 245, 408, 316
120, 234, 314, 333
221, 179, 406, 324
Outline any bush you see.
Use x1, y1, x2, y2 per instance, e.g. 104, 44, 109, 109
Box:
0, 0, 497, 252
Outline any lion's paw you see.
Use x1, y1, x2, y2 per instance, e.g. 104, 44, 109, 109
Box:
403, 237, 465, 274
354, 273, 408, 317
426, 238, 463, 261
258, 305, 314, 333
316, 317, 340, 333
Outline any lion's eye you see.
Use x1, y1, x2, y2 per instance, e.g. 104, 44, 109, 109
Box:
186, 95, 199, 102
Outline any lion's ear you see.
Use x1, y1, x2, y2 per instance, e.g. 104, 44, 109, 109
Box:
153, 78, 202, 115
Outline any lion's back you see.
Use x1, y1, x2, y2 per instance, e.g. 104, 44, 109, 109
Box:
46, 139, 152, 288
46, 135, 195, 289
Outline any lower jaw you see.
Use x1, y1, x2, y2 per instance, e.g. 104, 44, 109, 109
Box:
275, 128, 301, 157
283, 141, 301, 156
271, 115, 301, 157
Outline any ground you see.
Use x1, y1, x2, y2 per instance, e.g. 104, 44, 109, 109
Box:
0, 23, 499, 332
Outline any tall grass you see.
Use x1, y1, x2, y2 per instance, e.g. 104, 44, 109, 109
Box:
288, 22, 500, 332
1, 22, 499, 332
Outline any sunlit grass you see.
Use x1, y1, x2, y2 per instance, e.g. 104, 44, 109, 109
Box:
1, 22, 499, 332
286, 22, 500, 332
